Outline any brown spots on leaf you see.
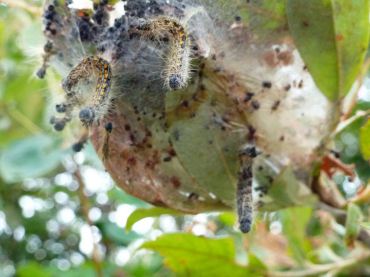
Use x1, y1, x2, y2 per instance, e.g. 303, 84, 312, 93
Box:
167, 147, 177, 157
336, 34, 344, 41
263, 51, 277, 67
277, 51, 294, 65
170, 176, 181, 188
127, 156, 137, 167
263, 49, 294, 67
145, 150, 160, 170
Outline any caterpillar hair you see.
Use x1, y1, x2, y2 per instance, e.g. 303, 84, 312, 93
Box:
135, 16, 192, 91
62, 55, 113, 126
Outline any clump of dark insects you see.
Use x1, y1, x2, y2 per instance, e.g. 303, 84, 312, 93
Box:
37, 0, 289, 233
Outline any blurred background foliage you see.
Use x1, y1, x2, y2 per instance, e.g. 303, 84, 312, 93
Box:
0, 1, 369, 276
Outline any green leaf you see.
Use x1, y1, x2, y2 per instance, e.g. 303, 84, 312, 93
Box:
280, 207, 313, 264
17, 262, 53, 277
142, 233, 266, 276
98, 220, 141, 246
18, 262, 111, 277
360, 222, 370, 230
124, 253, 173, 277
261, 166, 317, 211
218, 212, 237, 227
126, 207, 183, 231
51, 265, 96, 277
345, 203, 363, 245
166, 90, 244, 207
335, 116, 370, 182
287, 0, 370, 100
108, 187, 150, 208
360, 119, 370, 160
0, 134, 63, 182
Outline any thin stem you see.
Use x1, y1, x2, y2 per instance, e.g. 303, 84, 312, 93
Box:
349, 185, 370, 205
318, 202, 370, 248
74, 167, 104, 277
269, 250, 370, 277
333, 110, 369, 137
5, 105, 43, 134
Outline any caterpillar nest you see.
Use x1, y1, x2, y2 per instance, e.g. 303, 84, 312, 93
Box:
40, 0, 335, 233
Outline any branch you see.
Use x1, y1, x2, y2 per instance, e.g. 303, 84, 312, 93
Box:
269, 249, 370, 277
318, 202, 370, 248
74, 166, 104, 277
3, 104, 43, 134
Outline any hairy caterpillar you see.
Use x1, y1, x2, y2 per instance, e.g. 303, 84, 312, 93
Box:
237, 145, 259, 233
61, 55, 112, 126
135, 16, 192, 91
51, 55, 113, 153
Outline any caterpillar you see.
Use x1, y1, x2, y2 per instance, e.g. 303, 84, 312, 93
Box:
236, 145, 259, 233
61, 55, 112, 126
135, 16, 191, 91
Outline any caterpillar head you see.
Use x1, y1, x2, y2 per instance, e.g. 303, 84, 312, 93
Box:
79, 107, 95, 126
168, 74, 185, 90
239, 218, 252, 233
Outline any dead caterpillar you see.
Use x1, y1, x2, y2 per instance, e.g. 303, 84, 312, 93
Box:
62, 55, 112, 126
136, 16, 191, 91
236, 145, 259, 233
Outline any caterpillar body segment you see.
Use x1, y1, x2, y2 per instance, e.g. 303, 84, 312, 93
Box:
62, 56, 113, 126
236, 146, 259, 233
136, 16, 192, 91
93, 56, 112, 107
165, 34, 191, 90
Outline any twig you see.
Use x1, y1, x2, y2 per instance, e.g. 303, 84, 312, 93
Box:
74, 167, 104, 277
269, 249, 370, 277
4, 105, 43, 134
318, 202, 370, 248
333, 110, 369, 136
